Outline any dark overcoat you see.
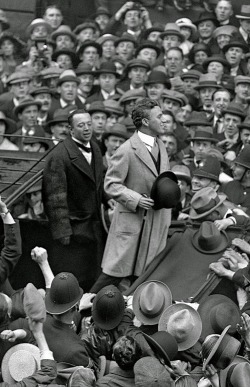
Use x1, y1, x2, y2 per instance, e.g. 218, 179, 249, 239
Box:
42, 137, 105, 287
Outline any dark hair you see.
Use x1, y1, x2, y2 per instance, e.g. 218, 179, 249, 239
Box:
131, 98, 159, 129
68, 108, 88, 127
162, 109, 176, 121
166, 46, 184, 60
113, 336, 142, 370
44, 4, 62, 15
163, 131, 177, 141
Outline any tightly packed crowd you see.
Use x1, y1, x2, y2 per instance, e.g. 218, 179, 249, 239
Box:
1, 0, 250, 386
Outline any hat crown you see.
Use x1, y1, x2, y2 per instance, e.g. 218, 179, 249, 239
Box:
49, 272, 81, 306
149, 331, 178, 361
210, 303, 240, 333
197, 222, 223, 252
164, 23, 181, 32
194, 156, 221, 180
199, 73, 218, 84
9, 350, 37, 381
99, 61, 117, 73
171, 165, 191, 178
167, 309, 195, 343
139, 283, 166, 318
240, 5, 250, 14
151, 172, 181, 210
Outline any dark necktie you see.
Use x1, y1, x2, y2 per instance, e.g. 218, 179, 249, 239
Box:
74, 141, 92, 153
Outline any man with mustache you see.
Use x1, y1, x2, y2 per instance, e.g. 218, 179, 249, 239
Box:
31, 86, 53, 127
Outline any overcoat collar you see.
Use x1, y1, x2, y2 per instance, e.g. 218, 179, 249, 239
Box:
130, 132, 169, 176
63, 137, 102, 185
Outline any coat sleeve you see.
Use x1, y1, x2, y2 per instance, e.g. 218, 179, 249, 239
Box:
42, 150, 72, 240
104, 145, 142, 212
0, 222, 21, 286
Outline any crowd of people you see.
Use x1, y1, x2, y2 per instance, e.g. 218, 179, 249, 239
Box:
0, 0, 250, 385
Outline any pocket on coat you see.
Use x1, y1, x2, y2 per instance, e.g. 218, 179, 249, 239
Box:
114, 211, 141, 235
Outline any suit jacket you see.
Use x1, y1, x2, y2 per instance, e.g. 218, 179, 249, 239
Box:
101, 132, 171, 277
42, 136, 104, 243
0, 99, 17, 122
0, 222, 22, 289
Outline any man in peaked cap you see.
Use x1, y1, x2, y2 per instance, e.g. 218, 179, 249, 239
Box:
221, 144, 250, 215
75, 63, 95, 104
49, 70, 84, 116
181, 69, 201, 96
233, 76, 250, 115
0, 72, 31, 122
118, 59, 150, 92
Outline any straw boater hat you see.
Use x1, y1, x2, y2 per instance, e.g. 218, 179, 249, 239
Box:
176, 18, 197, 38
158, 303, 202, 351
2, 343, 40, 383
236, 5, 250, 19
133, 281, 172, 325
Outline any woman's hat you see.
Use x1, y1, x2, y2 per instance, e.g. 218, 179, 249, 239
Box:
160, 23, 184, 42
190, 187, 226, 220
202, 325, 241, 371
151, 171, 181, 210
213, 25, 238, 40
158, 303, 202, 351
0, 31, 25, 52
143, 331, 178, 367
176, 18, 197, 37
192, 221, 229, 254
198, 294, 241, 340
45, 272, 83, 315
92, 285, 125, 330
133, 281, 172, 325
2, 343, 40, 383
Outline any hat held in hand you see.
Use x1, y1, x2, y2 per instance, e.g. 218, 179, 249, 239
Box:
23, 283, 46, 322
151, 171, 181, 210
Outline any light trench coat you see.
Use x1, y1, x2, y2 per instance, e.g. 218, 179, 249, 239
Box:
101, 132, 171, 277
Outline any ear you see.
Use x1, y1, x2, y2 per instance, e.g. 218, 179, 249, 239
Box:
142, 117, 149, 127
104, 138, 109, 147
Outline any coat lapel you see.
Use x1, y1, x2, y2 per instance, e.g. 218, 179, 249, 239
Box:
130, 133, 158, 177
64, 138, 95, 183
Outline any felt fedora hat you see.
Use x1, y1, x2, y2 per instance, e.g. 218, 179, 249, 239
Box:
194, 73, 221, 90
143, 331, 178, 367
185, 111, 211, 127
45, 272, 83, 314
2, 343, 40, 383
0, 111, 17, 134
238, 116, 250, 130
57, 69, 80, 86
77, 40, 102, 57
234, 144, 250, 170
158, 303, 202, 351
192, 221, 229, 254
88, 101, 109, 116
92, 6, 111, 19
193, 156, 221, 182
181, 69, 202, 81
103, 100, 124, 116
14, 96, 42, 117
202, 325, 241, 371
143, 24, 164, 40
203, 55, 231, 71
236, 5, 250, 19
190, 188, 227, 220
194, 11, 219, 27
133, 281, 172, 325
135, 40, 161, 58
144, 71, 171, 88
73, 20, 98, 35
96, 61, 120, 78
103, 123, 129, 141
75, 63, 94, 76
51, 25, 76, 42
92, 285, 125, 330
151, 171, 181, 210
30, 86, 54, 97
188, 127, 217, 143
198, 294, 241, 340
220, 356, 250, 387
46, 108, 69, 131
160, 23, 184, 42
171, 165, 191, 184
221, 101, 246, 119
125, 58, 151, 73
223, 38, 249, 54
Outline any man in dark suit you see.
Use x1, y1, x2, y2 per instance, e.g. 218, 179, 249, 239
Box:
42, 108, 106, 290
49, 70, 85, 116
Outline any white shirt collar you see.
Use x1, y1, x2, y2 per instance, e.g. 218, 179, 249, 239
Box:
60, 98, 76, 108
101, 89, 115, 100
137, 131, 155, 148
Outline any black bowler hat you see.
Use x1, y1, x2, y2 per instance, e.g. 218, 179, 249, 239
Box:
151, 171, 181, 210
144, 70, 171, 88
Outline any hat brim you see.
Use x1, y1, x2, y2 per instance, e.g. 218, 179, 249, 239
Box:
14, 101, 42, 116
27, 21, 52, 36
160, 31, 184, 42
174, 173, 191, 184
158, 303, 202, 351
194, 18, 219, 27
192, 227, 229, 254
0, 117, 17, 134
202, 325, 231, 371
57, 76, 81, 86
45, 286, 83, 314
188, 136, 218, 143
203, 58, 231, 71
77, 42, 102, 57
198, 295, 241, 340
135, 44, 161, 58
95, 69, 120, 78
143, 333, 171, 367
151, 171, 179, 210
132, 281, 172, 325
103, 130, 128, 141
2, 343, 40, 384
223, 42, 249, 54
52, 50, 79, 68
194, 83, 222, 91
193, 169, 220, 182
220, 356, 250, 387
51, 30, 76, 42
189, 193, 227, 220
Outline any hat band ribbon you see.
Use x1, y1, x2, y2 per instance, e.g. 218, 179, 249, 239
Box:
195, 197, 220, 214
139, 302, 165, 318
